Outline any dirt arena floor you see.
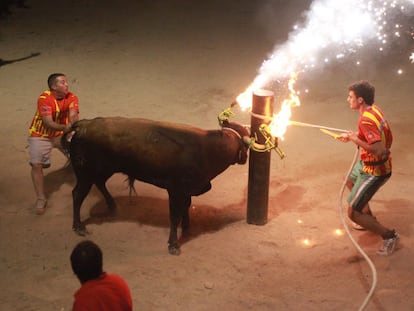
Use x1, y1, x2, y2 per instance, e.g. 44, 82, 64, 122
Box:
1, 1, 413, 310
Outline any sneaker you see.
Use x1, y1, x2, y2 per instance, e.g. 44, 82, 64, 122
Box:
352, 222, 366, 231
377, 233, 400, 256
35, 198, 47, 215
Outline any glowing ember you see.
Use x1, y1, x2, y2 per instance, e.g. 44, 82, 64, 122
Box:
301, 238, 313, 248
335, 229, 344, 236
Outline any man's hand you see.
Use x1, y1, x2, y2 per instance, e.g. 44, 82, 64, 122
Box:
338, 131, 359, 143
63, 124, 72, 133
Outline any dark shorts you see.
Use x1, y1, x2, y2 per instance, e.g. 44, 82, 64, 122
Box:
347, 161, 391, 212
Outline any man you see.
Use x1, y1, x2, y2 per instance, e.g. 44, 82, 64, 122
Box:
28, 73, 79, 215
338, 80, 399, 256
70, 240, 133, 311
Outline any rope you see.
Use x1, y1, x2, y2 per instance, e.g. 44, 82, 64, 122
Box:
221, 127, 242, 139
339, 148, 378, 311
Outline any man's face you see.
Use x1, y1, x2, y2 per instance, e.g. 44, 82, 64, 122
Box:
347, 90, 361, 110
52, 76, 69, 98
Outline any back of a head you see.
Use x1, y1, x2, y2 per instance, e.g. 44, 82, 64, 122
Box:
70, 240, 103, 283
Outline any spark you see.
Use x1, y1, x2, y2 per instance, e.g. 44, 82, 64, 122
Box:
235, 0, 414, 139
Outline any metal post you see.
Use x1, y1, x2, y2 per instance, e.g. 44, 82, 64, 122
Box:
247, 89, 274, 225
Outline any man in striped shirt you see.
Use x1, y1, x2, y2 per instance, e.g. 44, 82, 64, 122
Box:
338, 80, 399, 256
28, 73, 79, 215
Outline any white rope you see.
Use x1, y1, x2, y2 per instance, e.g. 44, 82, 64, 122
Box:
290, 120, 350, 133
249, 111, 350, 133
221, 127, 242, 139
339, 148, 378, 311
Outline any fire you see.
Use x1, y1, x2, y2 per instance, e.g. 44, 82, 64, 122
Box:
235, 86, 255, 111
235, 72, 300, 140
268, 72, 300, 139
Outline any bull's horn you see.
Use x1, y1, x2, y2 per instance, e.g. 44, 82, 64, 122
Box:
242, 136, 267, 150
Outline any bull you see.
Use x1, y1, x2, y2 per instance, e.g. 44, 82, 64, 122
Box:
62, 117, 250, 255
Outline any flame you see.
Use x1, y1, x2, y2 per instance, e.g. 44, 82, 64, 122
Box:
236, 86, 255, 111
268, 72, 300, 139
236, 72, 300, 140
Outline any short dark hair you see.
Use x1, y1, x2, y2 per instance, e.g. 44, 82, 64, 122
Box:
348, 80, 375, 105
70, 240, 103, 283
47, 73, 65, 89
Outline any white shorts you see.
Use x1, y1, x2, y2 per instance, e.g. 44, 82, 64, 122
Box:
28, 136, 62, 168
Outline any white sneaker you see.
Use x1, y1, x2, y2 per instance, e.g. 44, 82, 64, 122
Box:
352, 222, 366, 231
35, 198, 47, 215
377, 232, 400, 256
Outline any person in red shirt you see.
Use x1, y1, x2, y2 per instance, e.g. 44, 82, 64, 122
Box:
70, 240, 133, 311
28, 73, 79, 214
338, 80, 399, 256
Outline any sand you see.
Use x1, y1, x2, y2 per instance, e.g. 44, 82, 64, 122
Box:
1, 1, 413, 310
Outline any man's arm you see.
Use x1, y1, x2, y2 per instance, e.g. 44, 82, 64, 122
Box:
69, 108, 79, 124
41, 115, 71, 132
338, 131, 389, 157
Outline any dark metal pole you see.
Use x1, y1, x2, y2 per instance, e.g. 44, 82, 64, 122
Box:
247, 89, 274, 225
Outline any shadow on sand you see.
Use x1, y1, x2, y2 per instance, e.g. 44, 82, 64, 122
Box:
43, 163, 76, 197
83, 194, 247, 246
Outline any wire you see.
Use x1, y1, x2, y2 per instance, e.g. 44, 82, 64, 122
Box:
338, 148, 378, 311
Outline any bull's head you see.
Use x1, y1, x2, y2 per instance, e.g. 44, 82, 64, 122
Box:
221, 120, 250, 164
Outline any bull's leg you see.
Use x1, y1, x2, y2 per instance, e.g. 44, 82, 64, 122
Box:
72, 179, 93, 236
166, 190, 191, 255
95, 179, 116, 211
181, 196, 192, 232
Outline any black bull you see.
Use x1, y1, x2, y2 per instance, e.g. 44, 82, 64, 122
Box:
62, 117, 250, 255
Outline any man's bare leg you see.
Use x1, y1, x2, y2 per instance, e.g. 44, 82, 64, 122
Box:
31, 163, 47, 214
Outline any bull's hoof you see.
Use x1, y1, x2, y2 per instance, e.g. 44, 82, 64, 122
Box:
72, 225, 90, 236
168, 243, 181, 256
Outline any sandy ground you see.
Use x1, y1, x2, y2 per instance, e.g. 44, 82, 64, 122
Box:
1, 1, 414, 310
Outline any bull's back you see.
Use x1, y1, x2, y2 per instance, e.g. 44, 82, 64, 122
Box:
71, 117, 210, 190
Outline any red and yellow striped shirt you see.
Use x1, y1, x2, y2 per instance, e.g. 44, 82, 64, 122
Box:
358, 104, 392, 176
29, 90, 79, 138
